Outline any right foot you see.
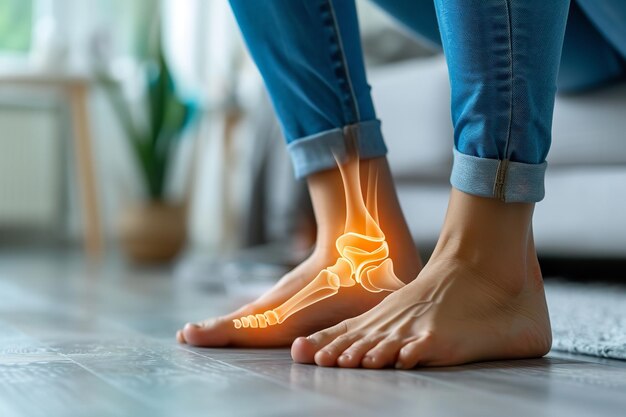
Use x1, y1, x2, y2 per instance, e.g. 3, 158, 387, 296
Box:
178, 157, 421, 347
291, 189, 552, 368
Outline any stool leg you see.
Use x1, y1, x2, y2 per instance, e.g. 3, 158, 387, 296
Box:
69, 83, 102, 258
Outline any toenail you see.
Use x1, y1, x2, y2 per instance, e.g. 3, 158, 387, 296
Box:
339, 354, 351, 362
185, 323, 200, 330
394, 361, 403, 369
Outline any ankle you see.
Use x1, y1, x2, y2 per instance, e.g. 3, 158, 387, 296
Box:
439, 189, 532, 247
306, 157, 400, 230
307, 156, 420, 262
432, 189, 537, 292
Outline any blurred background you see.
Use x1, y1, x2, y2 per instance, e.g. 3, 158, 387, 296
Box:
1, 0, 625, 292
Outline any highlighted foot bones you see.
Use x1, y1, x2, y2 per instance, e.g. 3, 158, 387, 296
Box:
234, 144, 405, 329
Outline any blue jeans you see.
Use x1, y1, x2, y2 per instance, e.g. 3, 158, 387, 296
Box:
229, 0, 626, 202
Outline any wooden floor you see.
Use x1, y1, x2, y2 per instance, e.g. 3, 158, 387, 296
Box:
1, 250, 625, 417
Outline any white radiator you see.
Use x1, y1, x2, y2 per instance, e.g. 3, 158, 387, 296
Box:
0, 105, 62, 228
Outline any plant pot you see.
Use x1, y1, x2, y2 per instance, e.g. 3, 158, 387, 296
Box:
119, 201, 187, 263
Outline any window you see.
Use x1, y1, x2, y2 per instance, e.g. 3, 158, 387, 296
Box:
0, 0, 33, 53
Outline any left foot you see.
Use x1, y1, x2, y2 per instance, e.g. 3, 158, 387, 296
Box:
177, 158, 422, 347
292, 189, 552, 368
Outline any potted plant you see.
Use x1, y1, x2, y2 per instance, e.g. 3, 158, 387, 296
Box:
99, 17, 196, 263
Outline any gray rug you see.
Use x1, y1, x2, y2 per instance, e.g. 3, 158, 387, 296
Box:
546, 281, 626, 360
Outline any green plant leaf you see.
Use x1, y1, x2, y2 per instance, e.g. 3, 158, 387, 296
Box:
96, 2, 198, 201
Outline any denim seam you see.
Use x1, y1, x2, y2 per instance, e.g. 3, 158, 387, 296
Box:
326, 0, 361, 123
503, 0, 514, 160
497, 0, 515, 201
493, 159, 509, 201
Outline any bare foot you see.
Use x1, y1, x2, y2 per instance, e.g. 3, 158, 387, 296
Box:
291, 189, 552, 368
178, 157, 422, 347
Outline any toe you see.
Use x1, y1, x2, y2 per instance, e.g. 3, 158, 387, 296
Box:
182, 319, 232, 347
291, 337, 319, 364
395, 334, 435, 369
361, 337, 405, 369
313, 333, 361, 367
336, 335, 384, 368
307, 321, 349, 347
292, 321, 348, 365
176, 330, 186, 344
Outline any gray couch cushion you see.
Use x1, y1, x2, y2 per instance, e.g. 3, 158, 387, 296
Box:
551, 83, 626, 166
370, 56, 453, 180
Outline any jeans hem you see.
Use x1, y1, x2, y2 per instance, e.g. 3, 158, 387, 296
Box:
287, 119, 387, 179
450, 149, 547, 203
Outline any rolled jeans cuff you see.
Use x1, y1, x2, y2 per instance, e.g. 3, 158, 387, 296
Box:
287, 119, 388, 179
450, 149, 547, 203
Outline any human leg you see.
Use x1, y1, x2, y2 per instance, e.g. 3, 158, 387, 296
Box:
179, 0, 420, 347
293, 0, 569, 368
368, 0, 568, 201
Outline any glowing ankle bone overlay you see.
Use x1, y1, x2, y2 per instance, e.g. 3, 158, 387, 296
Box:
233, 147, 406, 329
